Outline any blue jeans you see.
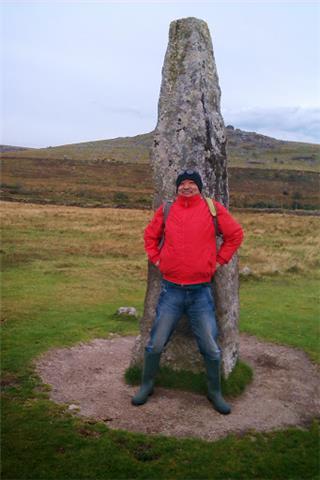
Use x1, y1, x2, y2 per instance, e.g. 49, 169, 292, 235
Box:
146, 280, 221, 361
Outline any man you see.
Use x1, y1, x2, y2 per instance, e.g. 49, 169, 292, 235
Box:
132, 170, 244, 414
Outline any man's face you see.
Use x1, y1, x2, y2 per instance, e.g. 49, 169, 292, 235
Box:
177, 179, 200, 197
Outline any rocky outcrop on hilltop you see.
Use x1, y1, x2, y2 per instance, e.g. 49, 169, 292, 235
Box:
225, 125, 285, 149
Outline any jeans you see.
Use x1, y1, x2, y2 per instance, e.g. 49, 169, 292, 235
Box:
146, 280, 221, 361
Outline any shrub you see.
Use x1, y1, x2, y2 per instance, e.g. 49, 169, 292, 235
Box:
113, 192, 130, 205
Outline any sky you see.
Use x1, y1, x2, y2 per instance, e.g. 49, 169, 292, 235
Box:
1, 1, 320, 148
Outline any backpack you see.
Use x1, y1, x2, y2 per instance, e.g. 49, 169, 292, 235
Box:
158, 197, 220, 249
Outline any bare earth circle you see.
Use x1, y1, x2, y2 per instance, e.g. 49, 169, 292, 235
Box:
35, 334, 320, 441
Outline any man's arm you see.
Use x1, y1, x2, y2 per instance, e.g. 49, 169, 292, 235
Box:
144, 205, 164, 265
214, 201, 244, 265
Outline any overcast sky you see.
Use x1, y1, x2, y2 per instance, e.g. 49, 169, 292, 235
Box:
2, 1, 320, 147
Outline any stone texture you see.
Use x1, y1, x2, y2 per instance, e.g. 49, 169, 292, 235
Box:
130, 17, 240, 377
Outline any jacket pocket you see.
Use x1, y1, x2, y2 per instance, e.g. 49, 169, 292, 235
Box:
159, 246, 179, 276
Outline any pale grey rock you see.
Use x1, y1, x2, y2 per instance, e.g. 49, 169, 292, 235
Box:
240, 266, 252, 276
130, 17, 240, 378
117, 307, 138, 317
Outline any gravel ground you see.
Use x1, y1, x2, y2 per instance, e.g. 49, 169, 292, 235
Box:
35, 334, 320, 441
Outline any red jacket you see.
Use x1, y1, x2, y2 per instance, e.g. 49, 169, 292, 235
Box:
144, 194, 244, 285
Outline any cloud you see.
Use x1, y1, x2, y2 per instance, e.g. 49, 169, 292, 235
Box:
104, 106, 151, 120
223, 106, 320, 144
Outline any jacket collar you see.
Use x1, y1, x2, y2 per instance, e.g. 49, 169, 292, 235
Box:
176, 194, 202, 207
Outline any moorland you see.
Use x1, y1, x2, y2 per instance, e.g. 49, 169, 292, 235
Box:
1, 200, 319, 479
1, 127, 319, 210
1, 127, 320, 478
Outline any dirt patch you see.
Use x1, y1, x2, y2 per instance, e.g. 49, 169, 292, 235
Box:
35, 334, 320, 441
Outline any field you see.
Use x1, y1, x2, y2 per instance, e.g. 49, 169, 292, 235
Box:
1, 201, 319, 479
1, 129, 320, 210
1, 158, 319, 211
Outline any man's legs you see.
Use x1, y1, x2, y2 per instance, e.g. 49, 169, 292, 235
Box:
132, 282, 184, 406
186, 286, 231, 415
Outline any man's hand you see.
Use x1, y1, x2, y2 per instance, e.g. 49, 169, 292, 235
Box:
155, 260, 160, 267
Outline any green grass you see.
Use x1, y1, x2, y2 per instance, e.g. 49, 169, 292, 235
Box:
2, 395, 318, 480
125, 359, 253, 399
1, 205, 320, 479
2, 263, 319, 479
1, 265, 143, 376
240, 275, 320, 363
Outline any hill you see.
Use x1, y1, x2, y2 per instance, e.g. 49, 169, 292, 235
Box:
0, 145, 32, 153
1, 128, 319, 210
2, 126, 320, 171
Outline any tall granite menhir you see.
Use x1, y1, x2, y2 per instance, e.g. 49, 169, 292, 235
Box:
130, 17, 240, 377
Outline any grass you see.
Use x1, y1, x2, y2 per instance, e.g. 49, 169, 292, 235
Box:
125, 359, 253, 399
2, 163, 319, 210
240, 275, 320, 363
2, 397, 318, 480
1, 201, 319, 479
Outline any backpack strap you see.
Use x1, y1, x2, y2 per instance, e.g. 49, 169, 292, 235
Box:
205, 197, 220, 236
163, 200, 173, 223
158, 200, 173, 249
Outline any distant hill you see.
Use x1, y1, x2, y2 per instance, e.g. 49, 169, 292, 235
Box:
0, 145, 32, 153
1, 127, 319, 210
1, 126, 319, 172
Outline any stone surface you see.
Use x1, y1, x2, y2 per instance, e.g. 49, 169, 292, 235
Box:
131, 17, 240, 377
240, 266, 252, 276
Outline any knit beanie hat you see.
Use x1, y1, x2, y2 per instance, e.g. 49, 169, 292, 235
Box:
176, 169, 203, 193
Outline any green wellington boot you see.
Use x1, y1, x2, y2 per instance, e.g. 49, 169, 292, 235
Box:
204, 358, 231, 415
131, 351, 161, 406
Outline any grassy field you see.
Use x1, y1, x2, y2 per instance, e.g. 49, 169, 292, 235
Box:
1, 159, 319, 211
1, 201, 319, 479
1, 130, 320, 210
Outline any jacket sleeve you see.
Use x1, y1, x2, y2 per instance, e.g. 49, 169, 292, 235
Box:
215, 201, 244, 265
144, 205, 164, 264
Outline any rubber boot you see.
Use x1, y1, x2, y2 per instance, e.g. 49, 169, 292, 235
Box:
204, 358, 231, 415
131, 351, 161, 406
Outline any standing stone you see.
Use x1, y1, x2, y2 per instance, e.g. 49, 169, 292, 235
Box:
130, 17, 240, 377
